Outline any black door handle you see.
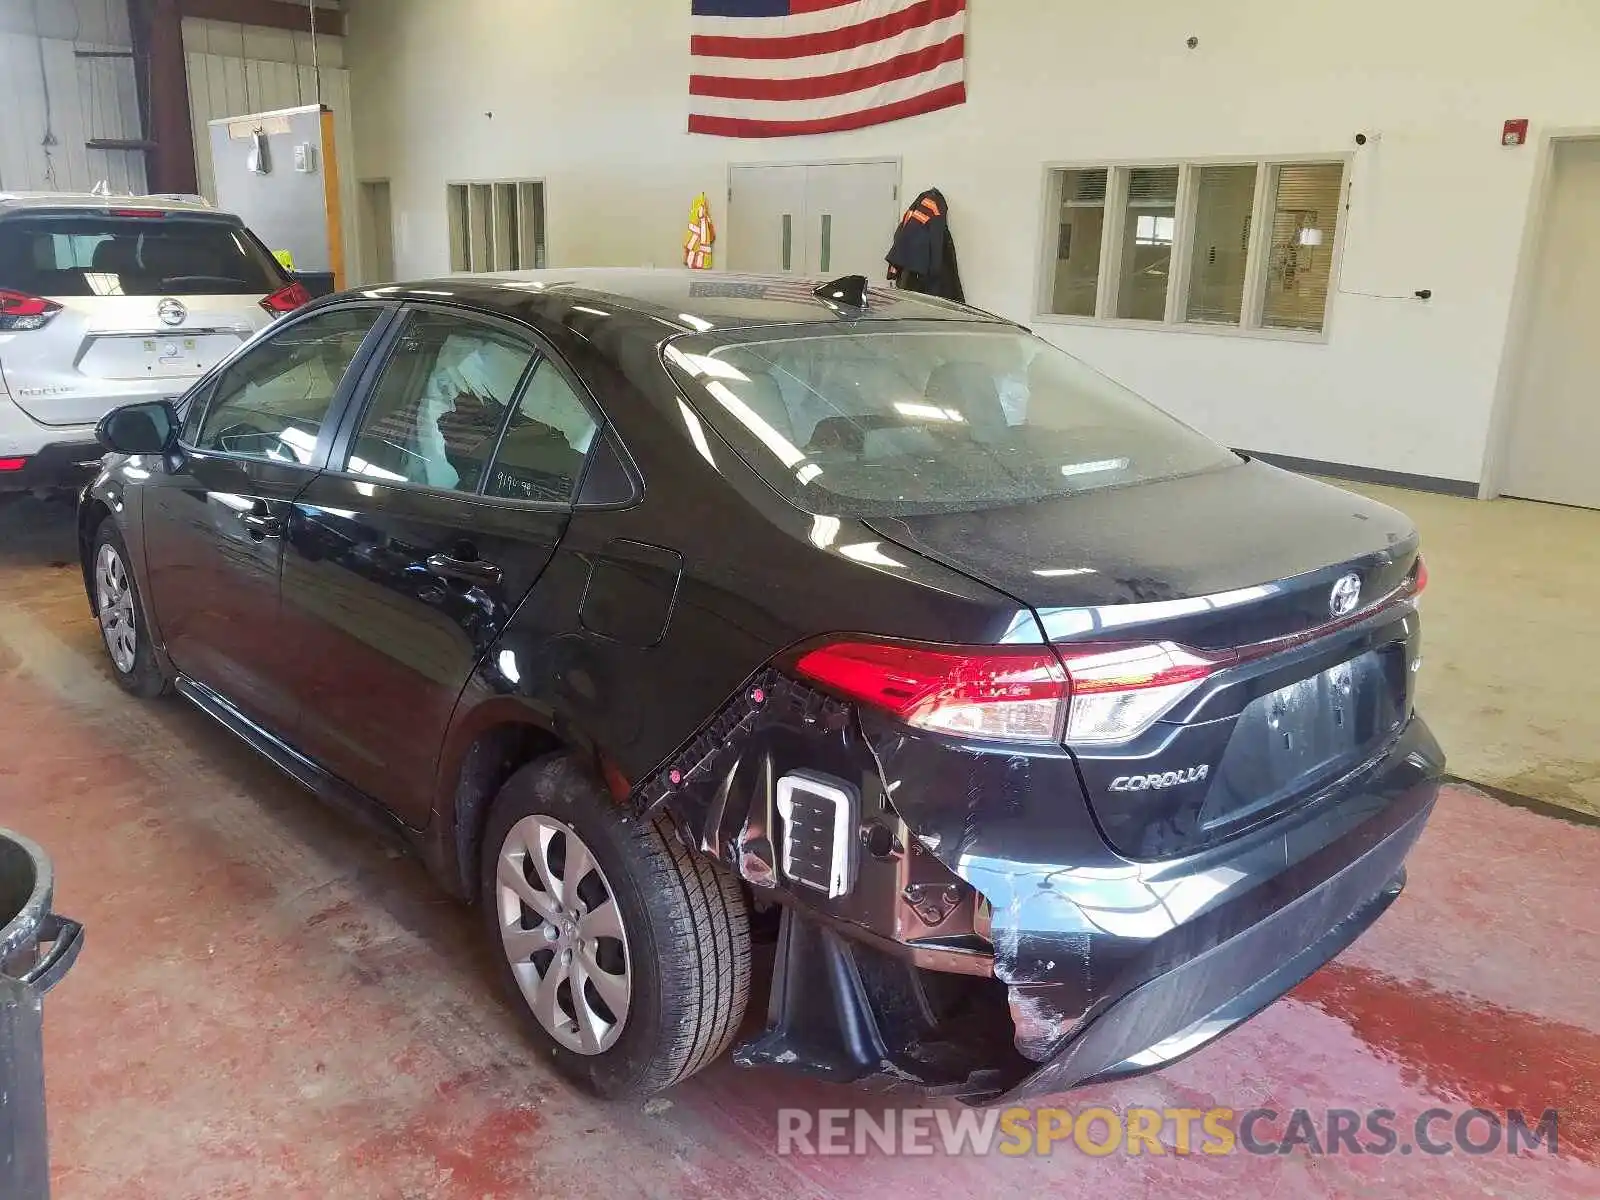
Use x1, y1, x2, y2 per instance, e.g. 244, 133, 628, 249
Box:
425, 552, 503, 586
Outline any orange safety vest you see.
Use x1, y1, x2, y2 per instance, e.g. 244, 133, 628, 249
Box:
684, 192, 716, 270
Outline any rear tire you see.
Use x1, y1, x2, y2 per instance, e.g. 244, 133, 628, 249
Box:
91, 517, 171, 698
481, 754, 751, 1098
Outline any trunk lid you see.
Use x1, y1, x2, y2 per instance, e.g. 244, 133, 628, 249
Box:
869, 459, 1425, 859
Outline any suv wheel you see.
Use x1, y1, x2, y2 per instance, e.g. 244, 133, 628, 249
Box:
92, 518, 170, 698
481, 755, 751, 1098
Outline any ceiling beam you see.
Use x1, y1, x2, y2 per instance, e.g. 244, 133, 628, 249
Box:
175, 0, 346, 38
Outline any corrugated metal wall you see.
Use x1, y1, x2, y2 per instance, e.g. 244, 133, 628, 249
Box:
183, 18, 357, 278
0, 0, 146, 194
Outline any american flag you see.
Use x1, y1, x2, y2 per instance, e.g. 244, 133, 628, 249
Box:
688, 0, 967, 138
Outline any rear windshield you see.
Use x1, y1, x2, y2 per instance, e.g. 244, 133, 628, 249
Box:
0, 214, 285, 298
665, 326, 1239, 516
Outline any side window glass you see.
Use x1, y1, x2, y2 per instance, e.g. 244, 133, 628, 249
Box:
485, 358, 598, 502
179, 378, 215, 444
194, 306, 380, 463
346, 311, 534, 493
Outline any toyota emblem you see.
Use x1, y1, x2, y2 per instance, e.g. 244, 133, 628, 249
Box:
157, 297, 187, 326
1329, 572, 1362, 617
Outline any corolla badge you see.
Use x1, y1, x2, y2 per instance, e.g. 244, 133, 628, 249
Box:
1109, 765, 1209, 792
1329, 572, 1362, 617
157, 297, 187, 326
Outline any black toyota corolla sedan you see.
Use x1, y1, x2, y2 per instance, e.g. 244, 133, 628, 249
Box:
78, 270, 1441, 1103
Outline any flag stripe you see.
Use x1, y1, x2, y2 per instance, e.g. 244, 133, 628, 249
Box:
691, 32, 961, 99
688, 80, 964, 137
690, 0, 963, 60
689, 58, 960, 119
691, 0, 924, 40
691, 13, 962, 80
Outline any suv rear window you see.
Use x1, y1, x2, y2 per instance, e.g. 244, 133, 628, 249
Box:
665, 325, 1239, 516
0, 214, 285, 298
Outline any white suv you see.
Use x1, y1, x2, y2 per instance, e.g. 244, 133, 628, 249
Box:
0, 192, 309, 491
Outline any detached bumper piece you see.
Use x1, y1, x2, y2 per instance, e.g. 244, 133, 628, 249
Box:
734, 906, 1028, 1101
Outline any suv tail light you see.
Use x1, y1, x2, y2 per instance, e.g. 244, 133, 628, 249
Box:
0, 289, 63, 332
794, 639, 1230, 746
260, 280, 312, 314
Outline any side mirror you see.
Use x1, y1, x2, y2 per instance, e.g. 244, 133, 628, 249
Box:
96, 400, 178, 455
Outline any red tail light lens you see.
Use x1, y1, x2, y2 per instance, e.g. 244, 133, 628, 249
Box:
260, 281, 313, 314
1409, 554, 1428, 596
0, 457, 28, 472
0, 289, 63, 331
794, 639, 1230, 745
794, 641, 1069, 743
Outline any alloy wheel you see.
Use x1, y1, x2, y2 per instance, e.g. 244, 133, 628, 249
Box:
95, 543, 138, 674
496, 814, 632, 1055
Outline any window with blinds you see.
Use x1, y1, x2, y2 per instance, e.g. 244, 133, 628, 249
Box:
1261, 163, 1343, 331
1048, 168, 1107, 317
447, 180, 548, 273
1039, 158, 1345, 335
1117, 167, 1179, 320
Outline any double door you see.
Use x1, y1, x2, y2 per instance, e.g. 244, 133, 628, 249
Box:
726, 160, 901, 279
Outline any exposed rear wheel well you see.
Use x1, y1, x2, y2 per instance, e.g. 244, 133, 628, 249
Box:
450, 722, 566, 900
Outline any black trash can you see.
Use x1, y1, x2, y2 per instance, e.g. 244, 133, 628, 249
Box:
1, 828, 83, 1200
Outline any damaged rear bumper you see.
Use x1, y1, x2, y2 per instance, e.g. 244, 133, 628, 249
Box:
638, 670, 1442, 1103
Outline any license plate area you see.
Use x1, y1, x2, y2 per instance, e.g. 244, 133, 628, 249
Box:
1199, 649, 1405, 831
80, 332, 240, 380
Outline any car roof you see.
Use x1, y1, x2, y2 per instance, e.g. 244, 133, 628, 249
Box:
347, 268, 1012, 335
0, 191, 231, 219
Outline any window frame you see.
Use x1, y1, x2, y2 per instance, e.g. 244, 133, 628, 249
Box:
179, 301, 398, 470
321, 301, 611, 512
446, 178, 547, 273
1034, 154, 1351, 343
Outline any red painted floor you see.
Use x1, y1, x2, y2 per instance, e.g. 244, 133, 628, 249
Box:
1, 499, 1596, 1198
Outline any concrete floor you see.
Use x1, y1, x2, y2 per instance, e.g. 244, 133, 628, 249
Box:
0, 494, 1596, 1198
1346, 483, 1600, 816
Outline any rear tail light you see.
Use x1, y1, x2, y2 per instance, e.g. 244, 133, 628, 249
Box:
794, 638, 1230, 746
0, 457, 28, 472
1409, 553, 1428, 596
1054, 642, 1229, 743
260, 280, 312, 314
794, 642, 1068, 743
0, 289, 63, 332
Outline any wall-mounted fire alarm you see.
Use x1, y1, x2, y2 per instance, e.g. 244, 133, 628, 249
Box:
1502, 118, 1530, 147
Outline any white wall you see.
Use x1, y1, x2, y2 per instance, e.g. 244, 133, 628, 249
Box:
344, 0, 1600, 486
0, 0, 144, 194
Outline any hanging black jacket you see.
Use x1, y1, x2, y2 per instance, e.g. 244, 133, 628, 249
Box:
885, 187, 964, 303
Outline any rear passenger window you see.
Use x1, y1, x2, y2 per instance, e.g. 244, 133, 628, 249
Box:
484, 359, 598, 502
346, 311, 534, 493
194, 306, 380, 463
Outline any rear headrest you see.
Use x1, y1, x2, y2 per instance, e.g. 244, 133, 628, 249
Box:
734, 369, 795, 444
91, 237, 137, 274
925, 361, 1008, 438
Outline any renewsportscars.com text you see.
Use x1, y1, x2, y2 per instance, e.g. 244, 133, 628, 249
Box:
776, 1106, 1561, 1158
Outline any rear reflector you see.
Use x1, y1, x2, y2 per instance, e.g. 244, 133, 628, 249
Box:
0, 289, 63, 332
794, 638, 1230, 746
0, 457, 28, 472
260, 280, 313, 314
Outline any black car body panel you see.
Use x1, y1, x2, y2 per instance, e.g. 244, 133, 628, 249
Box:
78, 269, 1443, 1103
